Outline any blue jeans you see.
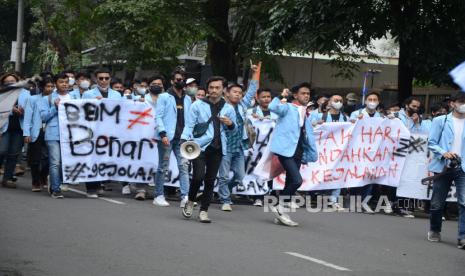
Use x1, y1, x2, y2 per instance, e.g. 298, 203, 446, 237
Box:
329, 189, 341, 203
430, 168, 465, 240
218, 151, 246, 204
46, 140, 62, 193
154, 139, 189, 198
0, 130, 24, 181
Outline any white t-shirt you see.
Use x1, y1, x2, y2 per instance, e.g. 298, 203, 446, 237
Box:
58, 93, 71, 101
451, 116, 465, 156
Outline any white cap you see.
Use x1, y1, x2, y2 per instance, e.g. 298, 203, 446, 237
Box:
186, 78, 196, 85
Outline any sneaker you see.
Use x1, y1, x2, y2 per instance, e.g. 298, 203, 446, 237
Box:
198, 211, 211, 223
253, 199, 263, 207
221, 203, 232, 212
458, 239, 465, 249
135, 192, 146, 201
384, 202, 393, 214
122, 185, 131, 195
60, 184, 69, 192
102, 184, 112, 191
180, 196, 188, 208
51, 191, 64, 199
153, 196, 170, 207
148, 182, 155, 187
269, 204, 299, 227
331, 202, 346, 212
427, 231, 441, 242
182, 200, 195, 218
1, 180, 16, 189
14, 165, 25, 176
86, 193, 98, 199
400, 209, 415, 218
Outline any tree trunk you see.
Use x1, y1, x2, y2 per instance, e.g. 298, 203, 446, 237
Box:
397, 37, 414, 105
204, 0, 236, 80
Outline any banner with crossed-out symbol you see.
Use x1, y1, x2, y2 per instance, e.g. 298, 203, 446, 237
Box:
58, 99, 157, 183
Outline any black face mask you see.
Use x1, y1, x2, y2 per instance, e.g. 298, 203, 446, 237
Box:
407, 106, 418, 116
149, 85, 162, 95
174, 80, 184, 90
433, 112, 446, 118
344, 104, 357, 115
29, 86, 39, 95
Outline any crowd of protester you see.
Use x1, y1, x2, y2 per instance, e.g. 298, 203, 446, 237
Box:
0, 66, 463, 248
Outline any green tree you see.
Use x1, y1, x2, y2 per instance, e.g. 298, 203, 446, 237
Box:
263, 0, 465, 101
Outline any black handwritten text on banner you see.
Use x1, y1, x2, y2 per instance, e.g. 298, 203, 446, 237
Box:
59, 99, 157, 183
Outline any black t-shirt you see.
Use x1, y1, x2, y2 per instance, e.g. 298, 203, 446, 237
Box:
330, 113, 340, 122
262, 110, 271, 117
207, 98, 225, 149
294, 126, 306, 160
170, 90, 185, 139
7, 113, 21, 132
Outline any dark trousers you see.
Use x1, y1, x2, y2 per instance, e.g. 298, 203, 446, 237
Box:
27, 130, 49, 183
0, 129, 24, 181
188, 146, 223, 211
277, 154, 303, 200
430, 168, 465, 240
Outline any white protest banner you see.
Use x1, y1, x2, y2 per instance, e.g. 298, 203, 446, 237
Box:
396, 133, 457, 202
0, 86, 23, 130
59, 99, 157, 183
262, 118, 410, 191
233, 117, 275, 195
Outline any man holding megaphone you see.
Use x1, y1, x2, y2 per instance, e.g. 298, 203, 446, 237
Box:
180, 76, 237, 223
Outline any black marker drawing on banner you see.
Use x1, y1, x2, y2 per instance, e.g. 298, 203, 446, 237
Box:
393, 138, 411, 157
235, 179, 268, 194
64, 102, 121, 124
245, 126, 274, 174
64, 162, 155, 182
67, 122, 155, 159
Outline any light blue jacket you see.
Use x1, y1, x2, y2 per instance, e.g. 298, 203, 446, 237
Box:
1, 88, 31, 133
82, 87, 122, 99
235, 80, 258, 140
40, 92, 79, 141
155, 90, 192, 141
144, 94, 157, 110
23, 94, 44, 142
181, 99, 236, 156
268, 98, 318, 163
69, 88, 87, 99
428, 113, 465, 173
349, 108, 382, 120
397, 109, 430, 134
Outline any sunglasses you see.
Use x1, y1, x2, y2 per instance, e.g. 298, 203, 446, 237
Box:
98, 77, 110, 81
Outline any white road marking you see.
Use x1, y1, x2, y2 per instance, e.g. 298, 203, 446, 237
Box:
67, 188, 126, 205
284, 251, 352, 272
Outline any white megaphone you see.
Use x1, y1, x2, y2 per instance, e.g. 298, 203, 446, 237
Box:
180, 140, 201, 160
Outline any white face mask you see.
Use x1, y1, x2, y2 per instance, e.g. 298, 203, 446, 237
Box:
79, 80, 90, 90
185, 87, 198, 96
456, 103, 465, 114
68, 78, 75, 86
366, 101, 379, 110
137, 87, 147, 95
331, 102, 343, 110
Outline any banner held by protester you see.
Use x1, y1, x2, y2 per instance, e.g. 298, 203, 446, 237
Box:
59, 99, 157, 183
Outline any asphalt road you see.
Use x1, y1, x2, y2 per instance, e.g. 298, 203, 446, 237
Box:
0, 174, 463, 276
